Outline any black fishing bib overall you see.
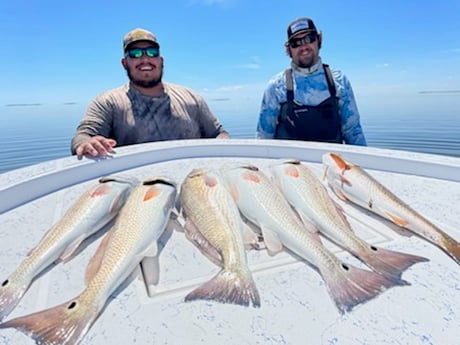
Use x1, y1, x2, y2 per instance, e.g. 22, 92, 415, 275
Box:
274, 65, 343, 143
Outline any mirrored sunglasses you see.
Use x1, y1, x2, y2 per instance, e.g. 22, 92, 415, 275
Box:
289, 32, 317, 48
125, 47, 160, 59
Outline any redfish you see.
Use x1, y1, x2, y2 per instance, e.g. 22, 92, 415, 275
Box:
0, 176, 136, 322
271, 159, 428, 283
223, 165, 400, 314
323, 152, 460, 265
179, 168, 260, 307
0, 177, 176, 345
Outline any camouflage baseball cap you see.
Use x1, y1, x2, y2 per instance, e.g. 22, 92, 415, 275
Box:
123, 28, 159, 51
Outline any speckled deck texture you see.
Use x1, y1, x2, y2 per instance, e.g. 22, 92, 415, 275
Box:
1, 139, 459, 345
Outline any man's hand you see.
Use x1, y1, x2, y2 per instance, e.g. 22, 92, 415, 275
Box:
76, 136, 117, 159
216, 131, 230, 139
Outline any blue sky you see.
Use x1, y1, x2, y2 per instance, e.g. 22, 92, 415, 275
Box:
1, 0, 459, 118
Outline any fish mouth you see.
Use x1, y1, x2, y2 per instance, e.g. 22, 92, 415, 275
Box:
143, 176, 177, 188
99, 175, 139, 186
283, 159, 301, 165
239, 165, 259, 171
186, 168, 208, 179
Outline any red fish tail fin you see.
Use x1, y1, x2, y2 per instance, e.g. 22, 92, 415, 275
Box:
0, 296, 100, 345
0, 278, 30, 322
319, 261, 401, 314
185, 268, 261, 308
362, 245, 428, 282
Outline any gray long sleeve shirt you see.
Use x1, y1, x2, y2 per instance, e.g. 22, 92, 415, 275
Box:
71, 82, 226, 154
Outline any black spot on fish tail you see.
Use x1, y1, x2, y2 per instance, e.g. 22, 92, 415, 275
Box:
68, 301, 77, 310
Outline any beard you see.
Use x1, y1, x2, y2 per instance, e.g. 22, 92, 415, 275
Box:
126, 65, 163, 88
297, 60, 315, 69
296, 55, 317, 69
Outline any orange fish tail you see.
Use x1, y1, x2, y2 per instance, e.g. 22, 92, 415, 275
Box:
185, 268, 261, 308
0, 297, 100, 345
319, 262, 401, 314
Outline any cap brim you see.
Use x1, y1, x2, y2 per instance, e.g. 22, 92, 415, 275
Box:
287, 29, 316, 42
124, 40, 159, 51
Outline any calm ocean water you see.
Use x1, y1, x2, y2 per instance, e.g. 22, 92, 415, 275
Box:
1, 103, 459, 174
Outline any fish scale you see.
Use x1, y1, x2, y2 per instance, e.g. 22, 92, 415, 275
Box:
0, 176, 137, 323
271, 159, 427, 283
179, 168, 260, 307
322, 152, 460, 266
0, 177, 176, 345
223, 164, 402, 314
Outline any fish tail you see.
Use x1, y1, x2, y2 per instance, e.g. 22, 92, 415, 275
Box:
0, 296, 100, 345
185, 268, 261, 308
319, 261, 402, 314
439, 236, 460, 265
361, 245, 429, 282
0, 277, 30, 322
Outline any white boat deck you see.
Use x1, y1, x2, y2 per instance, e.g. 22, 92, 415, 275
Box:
0, 139, 459, 345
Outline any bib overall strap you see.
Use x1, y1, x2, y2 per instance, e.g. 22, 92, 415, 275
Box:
323, 64, 337, 98
284, 68, 295, 119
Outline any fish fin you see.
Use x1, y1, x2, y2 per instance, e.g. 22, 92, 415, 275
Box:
331, 200, 353, 229
85, 231, 113, 285
169, 209, 186, 233
329, 152, 351, 173
388, 224, 414, 237
0, 296, 100, 345
140, 256, 160, 297
184, 218, 224, 267
239, 215, 266, 250
174, 196, 182, 214
144, 241, 159, 257
362, 245, 428, 281
331, 185, 350, 202
318, 260, 403, 314
322, 166, 328, 181
59, 234, 88, 262
241, 221, 263, 250
260, 226, 283, 255
108, 192, 128, 215
185, 268, 261, 308
384, 211, 410, 227
0, 276, 30, 322
297, 211, 320, 234
339, 175, 352, 186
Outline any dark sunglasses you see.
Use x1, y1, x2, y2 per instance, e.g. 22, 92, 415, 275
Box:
125, 47, 160, 59
288, 32, 317, 48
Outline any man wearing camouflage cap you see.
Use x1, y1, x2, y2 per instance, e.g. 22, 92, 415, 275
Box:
256, 17, 366, 145
71, 28, 229, 158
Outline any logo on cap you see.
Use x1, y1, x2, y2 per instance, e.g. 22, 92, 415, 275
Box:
287, 17, 318, 41
290, 20, 310, 34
